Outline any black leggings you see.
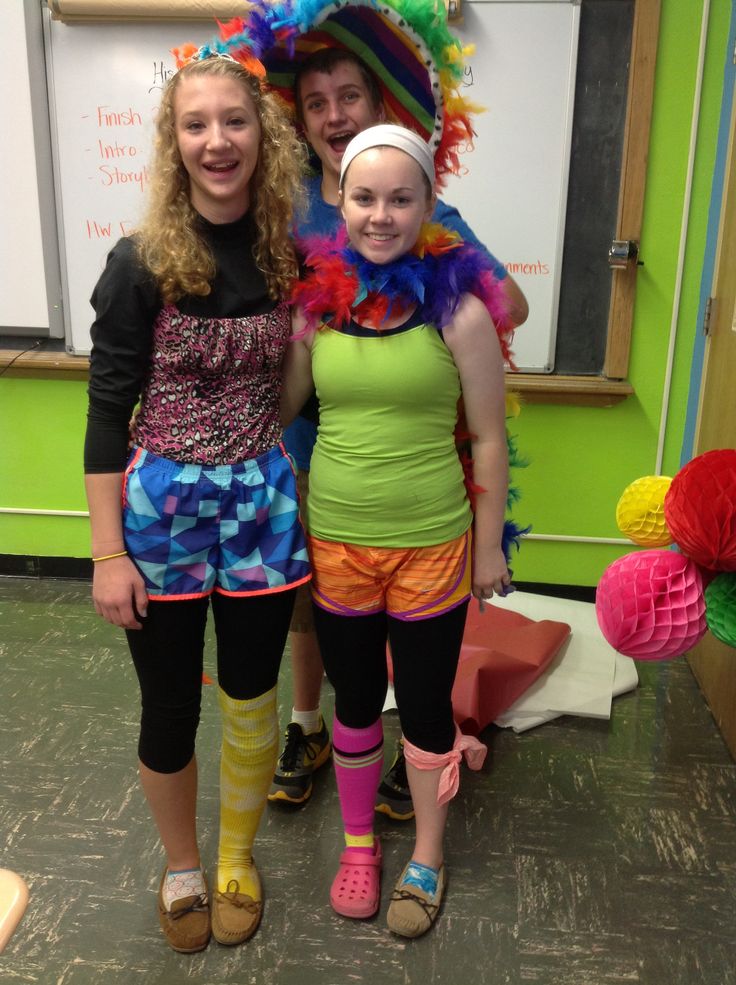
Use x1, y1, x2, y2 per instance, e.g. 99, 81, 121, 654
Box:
312, 601, 468, 754
126, 589, 296, 773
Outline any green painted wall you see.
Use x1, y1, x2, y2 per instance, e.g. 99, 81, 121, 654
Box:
1, 376, 90, 556
502, 0, 731, 586
0, 0, 731, 585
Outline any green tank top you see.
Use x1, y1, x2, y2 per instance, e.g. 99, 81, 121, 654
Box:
309, 321, 472, 547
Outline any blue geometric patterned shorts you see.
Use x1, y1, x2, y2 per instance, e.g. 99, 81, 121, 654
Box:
122, 444, 311, 600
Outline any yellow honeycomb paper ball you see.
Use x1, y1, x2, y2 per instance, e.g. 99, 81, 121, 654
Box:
616, 475, 674, 546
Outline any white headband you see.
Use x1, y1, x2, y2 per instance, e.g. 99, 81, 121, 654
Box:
339, 124, 435, 189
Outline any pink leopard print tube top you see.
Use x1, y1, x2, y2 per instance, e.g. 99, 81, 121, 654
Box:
133, 302, 291, 465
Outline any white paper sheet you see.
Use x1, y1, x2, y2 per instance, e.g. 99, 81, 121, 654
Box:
382, 592, 638, 730
493, 592, 638, 732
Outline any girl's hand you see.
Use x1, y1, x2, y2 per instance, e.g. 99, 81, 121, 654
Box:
472, 547, 511, 613
281, 310, 314, 427
92, 555, 148, 630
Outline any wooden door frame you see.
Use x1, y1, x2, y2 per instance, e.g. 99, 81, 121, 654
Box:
685, 22, 736, 758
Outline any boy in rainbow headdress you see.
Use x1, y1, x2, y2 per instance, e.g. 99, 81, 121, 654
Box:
203, 0, 528, 817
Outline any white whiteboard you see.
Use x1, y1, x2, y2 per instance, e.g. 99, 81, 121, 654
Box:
44, 2, 579, 365
1, 3, 49, 331
442, 0, 579, 372
44, 15, 217, 353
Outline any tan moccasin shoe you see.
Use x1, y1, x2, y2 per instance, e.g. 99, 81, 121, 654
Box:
157, 868, 210, 953
386, 863, 446, 939
211, 874, 263, 946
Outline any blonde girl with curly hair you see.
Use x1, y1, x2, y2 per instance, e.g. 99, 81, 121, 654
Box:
138, 54, 302, 302
84, 53, 310, 954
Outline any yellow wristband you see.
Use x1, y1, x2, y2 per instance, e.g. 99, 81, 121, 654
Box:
92, 550, 128, 563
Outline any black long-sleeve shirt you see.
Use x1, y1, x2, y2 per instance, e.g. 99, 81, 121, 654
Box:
84, 212, 277, 473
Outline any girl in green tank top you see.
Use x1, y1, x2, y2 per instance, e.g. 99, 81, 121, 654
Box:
281, 125, 513, 939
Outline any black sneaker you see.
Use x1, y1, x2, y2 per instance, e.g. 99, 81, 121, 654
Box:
267, 718, 331, 805
375, 739, 415, 821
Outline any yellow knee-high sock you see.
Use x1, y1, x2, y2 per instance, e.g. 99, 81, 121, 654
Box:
217, 685, 278, 898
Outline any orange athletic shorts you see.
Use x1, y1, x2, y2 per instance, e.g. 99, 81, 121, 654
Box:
308, 529, 472, 621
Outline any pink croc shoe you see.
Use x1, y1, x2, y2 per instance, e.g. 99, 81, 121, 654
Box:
329, 841, 382, 919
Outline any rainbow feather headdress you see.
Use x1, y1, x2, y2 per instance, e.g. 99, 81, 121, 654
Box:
174, 0, 482, 189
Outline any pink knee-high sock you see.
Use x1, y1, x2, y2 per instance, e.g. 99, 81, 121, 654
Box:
332, 716, 384, 842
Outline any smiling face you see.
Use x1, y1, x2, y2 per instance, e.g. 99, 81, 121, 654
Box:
297, 60, 384, 200
174, 73, 262, 223
340, 146, 435, 265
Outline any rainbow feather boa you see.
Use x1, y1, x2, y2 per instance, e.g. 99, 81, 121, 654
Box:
292, 223, 516, 367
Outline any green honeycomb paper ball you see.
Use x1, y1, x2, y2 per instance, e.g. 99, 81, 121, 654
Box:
705, 573, 736, 648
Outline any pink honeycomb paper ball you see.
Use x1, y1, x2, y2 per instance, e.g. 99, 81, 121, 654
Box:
596, 549, 706, 660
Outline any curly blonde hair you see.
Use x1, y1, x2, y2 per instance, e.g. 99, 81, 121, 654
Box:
136, 57, 306, 303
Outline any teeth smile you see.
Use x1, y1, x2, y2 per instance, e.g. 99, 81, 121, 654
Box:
329, 132, 354, 145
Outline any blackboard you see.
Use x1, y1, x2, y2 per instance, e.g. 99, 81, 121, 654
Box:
555, 0, 634, 374
42, 0, 581, 367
